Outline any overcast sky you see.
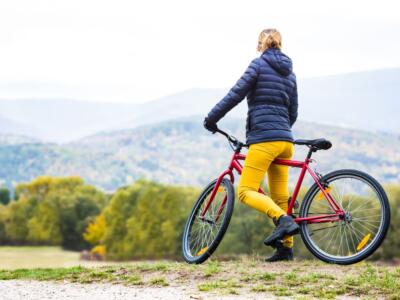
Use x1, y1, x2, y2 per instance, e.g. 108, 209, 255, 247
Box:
0, 0, 399, 103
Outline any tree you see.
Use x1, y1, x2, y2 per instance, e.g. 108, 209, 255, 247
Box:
3, 197, 37, 244
101, 184, 142, 260
99, 180, 197, 260
6, 176, 106, 250
0, 208, 8, 243
0, 188, 10, 205
27, 199, 61, 244
83, 214, 106, 245
376, 184, 400, 260
59, 185, 106, 250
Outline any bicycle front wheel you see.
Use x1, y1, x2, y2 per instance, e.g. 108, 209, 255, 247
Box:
182, 178, 234, 264
299, 169, 390, 265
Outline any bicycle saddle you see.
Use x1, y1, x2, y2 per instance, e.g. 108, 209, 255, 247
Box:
294, 138, 332, 150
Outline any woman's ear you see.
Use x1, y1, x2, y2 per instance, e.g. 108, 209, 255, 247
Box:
257, 37, 266, 52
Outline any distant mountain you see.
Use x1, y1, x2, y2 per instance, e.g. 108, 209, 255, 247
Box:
128, 88, 228, 127
0, 117, 399, 191
0, 134, 40, 145
0, 114, 39, 137
299, 68, 400, 132
0, 99, 139, 142
0, 68, 398, 142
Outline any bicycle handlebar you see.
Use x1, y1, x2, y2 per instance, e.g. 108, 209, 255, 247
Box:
215, 128, 247, 149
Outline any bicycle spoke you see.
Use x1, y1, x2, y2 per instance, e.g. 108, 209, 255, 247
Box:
325, 224, 340, 251
344, 224, 352, 255
354, 220, 379, 233
351, 201, 375, 214
352, 215, 381, 221
348, 223, 363, 241
347, 224, 357, 253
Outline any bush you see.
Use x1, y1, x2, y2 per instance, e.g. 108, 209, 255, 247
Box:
92, 180, 198, 260
374, 184, 400, 260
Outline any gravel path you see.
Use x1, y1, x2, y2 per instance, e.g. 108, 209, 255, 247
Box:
1, 260, 395, 299
0, 280, 264, 300
0, 280, 186, 300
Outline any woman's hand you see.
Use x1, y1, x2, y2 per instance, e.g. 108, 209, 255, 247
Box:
203, 117, 218, 133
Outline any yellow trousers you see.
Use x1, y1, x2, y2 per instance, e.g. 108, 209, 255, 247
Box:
238, 141, 294, 248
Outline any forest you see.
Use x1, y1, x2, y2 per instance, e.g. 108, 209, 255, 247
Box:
0, 176, 398, 261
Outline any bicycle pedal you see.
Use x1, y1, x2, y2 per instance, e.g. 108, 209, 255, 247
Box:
293, 200, 299, 209
288, 197, 299, 210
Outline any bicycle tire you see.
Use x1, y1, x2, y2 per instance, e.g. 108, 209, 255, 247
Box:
182, 178, 234, 264
299, 169, 390, 265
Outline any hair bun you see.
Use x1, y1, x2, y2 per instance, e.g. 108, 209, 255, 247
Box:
258, 28, 282, 52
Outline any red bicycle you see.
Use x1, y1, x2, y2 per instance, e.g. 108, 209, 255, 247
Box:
182, 129, 390, 265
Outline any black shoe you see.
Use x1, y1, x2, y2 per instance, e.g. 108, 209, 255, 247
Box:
265, 243, 294, 262
264, 215, 299, 247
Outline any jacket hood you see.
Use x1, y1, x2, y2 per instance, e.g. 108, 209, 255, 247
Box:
261, 48, 293, 76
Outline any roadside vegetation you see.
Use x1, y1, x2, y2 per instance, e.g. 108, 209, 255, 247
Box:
0, 176, 399, 261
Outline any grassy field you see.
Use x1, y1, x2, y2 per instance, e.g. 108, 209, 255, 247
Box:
0, 246, 114, 269
0, 248, 399, 299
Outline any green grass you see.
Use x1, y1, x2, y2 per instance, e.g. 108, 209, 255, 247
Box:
133, 261, 172, 272
0, 266, 86, 280
203, 260, 221, 277
251, 284, 268, 292
125, 274, 143, 285
267, 285, 293, 296
149, 276, 169, 286
198, 279, 242, 292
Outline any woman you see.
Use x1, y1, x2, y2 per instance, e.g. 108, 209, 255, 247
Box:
204, 29, 299, 262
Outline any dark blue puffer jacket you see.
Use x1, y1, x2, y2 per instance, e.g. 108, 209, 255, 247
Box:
207, 48, 298, 145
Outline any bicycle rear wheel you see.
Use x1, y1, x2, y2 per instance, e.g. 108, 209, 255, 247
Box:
182, 178, 234, 264
299, 169, 390, 265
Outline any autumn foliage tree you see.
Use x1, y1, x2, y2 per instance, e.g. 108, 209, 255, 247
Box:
0, 176, 106, 250
84, 180, 198, 260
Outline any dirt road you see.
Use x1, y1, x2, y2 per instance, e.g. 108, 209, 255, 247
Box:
0, 258, 397, 299
0, 280, 270, 300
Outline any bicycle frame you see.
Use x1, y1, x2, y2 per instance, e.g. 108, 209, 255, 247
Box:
200, 151, 345, 224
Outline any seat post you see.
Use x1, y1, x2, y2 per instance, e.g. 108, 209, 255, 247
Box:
306, 146, 317, 159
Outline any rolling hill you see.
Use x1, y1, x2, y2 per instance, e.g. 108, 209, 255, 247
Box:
299, 68, 400, 132
0, 117, 398, 191
0, 99, 138, 142
0, 114, 38, 137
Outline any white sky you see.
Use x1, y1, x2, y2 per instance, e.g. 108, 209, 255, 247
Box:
0, 0, 399, 103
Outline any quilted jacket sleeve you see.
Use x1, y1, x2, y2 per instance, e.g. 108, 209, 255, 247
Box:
289, 80, 298, 127
207, 59, 259, 123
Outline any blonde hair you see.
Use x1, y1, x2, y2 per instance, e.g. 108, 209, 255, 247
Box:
257, 28, 282, 52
